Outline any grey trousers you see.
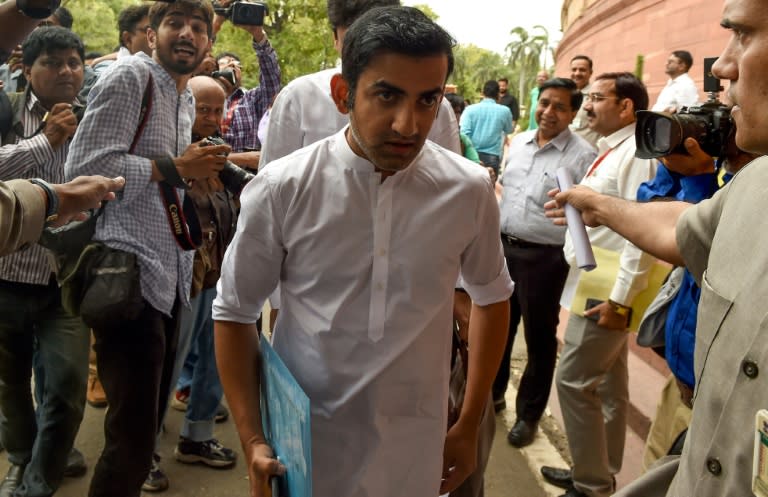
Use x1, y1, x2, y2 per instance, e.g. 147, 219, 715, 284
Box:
556, 314, 629, 497
450, 396, 495, 497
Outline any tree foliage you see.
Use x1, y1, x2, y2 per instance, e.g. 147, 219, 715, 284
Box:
504, 25, 555, 126
449, 45, 507, 101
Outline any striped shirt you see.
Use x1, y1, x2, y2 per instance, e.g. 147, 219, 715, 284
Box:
221, 38, 281, 152
65, 53, 195, 315
0, 91, 71, 285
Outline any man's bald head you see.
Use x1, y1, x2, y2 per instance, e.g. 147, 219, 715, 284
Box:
190, 75, 226, 138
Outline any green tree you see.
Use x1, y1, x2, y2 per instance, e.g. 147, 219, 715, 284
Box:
450, 44, 507, 100
505, 25, 554, 125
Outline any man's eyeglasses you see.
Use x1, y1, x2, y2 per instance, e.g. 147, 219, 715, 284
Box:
586, 93, 620, 103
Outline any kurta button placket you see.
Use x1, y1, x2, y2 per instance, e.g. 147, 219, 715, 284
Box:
706, 458, 722, 476
742, 359, 759, 379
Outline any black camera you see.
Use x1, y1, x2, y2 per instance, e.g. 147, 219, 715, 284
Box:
211, 69, 237, 87
213, 1, 268, 26
201, 136, 255, 195
635, 57, 732, 159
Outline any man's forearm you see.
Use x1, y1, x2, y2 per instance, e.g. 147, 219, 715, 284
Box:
0, 2, 43, 60
459, 300, 509, 429
596, 195, 689, 266
214, 320, 267, 448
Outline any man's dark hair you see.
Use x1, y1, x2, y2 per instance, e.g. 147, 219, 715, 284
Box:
538, 77, 583, 110
52, 7, 73, 29
149, 0, 214, 38
498, 77, 509, 84
118, 4, 151, 47
596, 71, 649, 111
482, 80, 499, 99
342, 6, 455, 109
672, 50, 693, 71
570, 54, 593, 70
444, 92, 465, 113
85, 51, 103, 60
327, 0, 400, 33
215, 51, 241, 63
22, 26, 85, 66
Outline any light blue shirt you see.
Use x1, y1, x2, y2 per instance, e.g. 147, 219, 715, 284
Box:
66, 53, 195, 315
499, 128, 596, 244
459, 98, 512, 157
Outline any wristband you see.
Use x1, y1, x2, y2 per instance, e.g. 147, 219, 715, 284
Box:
607, 299, 632, 317
156, 157, 188, 189
29, 178, 59, 224
16, 0, 61, 19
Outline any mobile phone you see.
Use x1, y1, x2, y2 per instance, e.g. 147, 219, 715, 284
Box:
584, 298, 603, 321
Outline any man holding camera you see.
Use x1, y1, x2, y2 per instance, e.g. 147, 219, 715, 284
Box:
0, 26, 91, 497
64, 2, 228, 496
547, 1, 768, 495
211, 0, 280, 171
539, 72, 657, 497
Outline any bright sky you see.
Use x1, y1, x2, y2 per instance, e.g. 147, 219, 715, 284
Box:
405, 0, 564, 56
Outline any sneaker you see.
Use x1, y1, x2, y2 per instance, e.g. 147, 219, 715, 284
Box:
174, 437, 237, 468
214, 404, 229, 423
142, 453, 169, 492
170, 387, 190, 412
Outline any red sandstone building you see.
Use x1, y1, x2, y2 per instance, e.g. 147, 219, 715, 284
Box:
555, 0, 731, 105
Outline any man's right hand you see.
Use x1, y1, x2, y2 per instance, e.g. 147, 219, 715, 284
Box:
244, 438, 286, 497
51, 175, 126, 227
661, 138, 716, 176
544, 185, 605, 227
43, 103, 78, 149
174, 140, 231, 180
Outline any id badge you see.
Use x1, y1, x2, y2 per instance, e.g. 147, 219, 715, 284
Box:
752, 409, 768, 497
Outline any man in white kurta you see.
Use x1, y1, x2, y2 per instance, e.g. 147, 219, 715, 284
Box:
213, 6, 512, 497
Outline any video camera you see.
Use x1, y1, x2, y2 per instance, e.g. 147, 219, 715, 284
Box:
635, 57, 732, 159
213, 1, 268, 26
200, 136, 254, 195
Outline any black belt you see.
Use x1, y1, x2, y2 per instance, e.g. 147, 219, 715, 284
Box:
501, 233, 563, 250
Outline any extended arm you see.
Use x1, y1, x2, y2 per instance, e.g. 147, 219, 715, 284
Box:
0, 1, 48, 61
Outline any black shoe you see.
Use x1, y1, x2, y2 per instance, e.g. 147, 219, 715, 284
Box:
541, 466, 573, 490
214, 404, 229, 423
0, 465, 25, 497
558, 488, 588, 497
493, 397, 506, 414
175, 437, 237, 468
63, 447, 87, 478
142, 453, 169, 492
507, 419, 537, 447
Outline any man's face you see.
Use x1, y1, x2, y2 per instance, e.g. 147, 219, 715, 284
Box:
712, 0, 768, 154
217, 56, 242, 87
125, 16, 152, 56
192, 83, 225, 138
340, 52, 447, 174
148, 8, 211, 77
536, 70, 550, 85
584, 78, 626, 137
570, 58, 592, 90
535, 87, 577, 141
23, 48, 84, 109
664, 54, 688, 77
498, 80, 508, 95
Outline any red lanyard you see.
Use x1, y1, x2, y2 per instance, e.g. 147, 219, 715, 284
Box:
585, 148, 612, 178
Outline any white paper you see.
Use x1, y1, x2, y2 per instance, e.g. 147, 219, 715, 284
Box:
556, 167, 597, 271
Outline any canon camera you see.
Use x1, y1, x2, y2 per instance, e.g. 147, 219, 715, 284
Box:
213, 1, 268, 26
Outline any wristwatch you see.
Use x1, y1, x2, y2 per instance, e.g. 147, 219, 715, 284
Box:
29, 178, 59, 224
607, 299, 632, 317
16, 0, 62, 20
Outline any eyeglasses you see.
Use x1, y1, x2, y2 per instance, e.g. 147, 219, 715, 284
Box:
586, 93, 620, 103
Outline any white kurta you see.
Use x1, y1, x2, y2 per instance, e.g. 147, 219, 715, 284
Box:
214, 129, 513, 497
651, 73, 700, 112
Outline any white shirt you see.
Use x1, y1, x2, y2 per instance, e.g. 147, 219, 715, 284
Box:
214, 129, 513, 497
562, 123, 657, 306
652, 72, 700, 112
259, 67, 461, 168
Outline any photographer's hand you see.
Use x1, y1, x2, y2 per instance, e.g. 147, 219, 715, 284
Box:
237, 24, 265, 43
43, 103, 78, 149
661, 138, 715, 176
158, 140, 231, 181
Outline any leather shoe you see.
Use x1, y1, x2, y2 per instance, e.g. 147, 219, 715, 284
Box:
86, 372, 107, 408
493, 397, 506, 414
541, 466, 573, 489
558, 487, 587, 497
506, 419, 537, 447
0, 465, 25, 497
63, 447, 87, 478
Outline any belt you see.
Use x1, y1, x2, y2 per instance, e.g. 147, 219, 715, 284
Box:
501, 233, 563, 250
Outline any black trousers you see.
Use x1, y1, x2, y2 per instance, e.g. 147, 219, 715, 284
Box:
492, 236, 569, 423
88, 298, 181, 497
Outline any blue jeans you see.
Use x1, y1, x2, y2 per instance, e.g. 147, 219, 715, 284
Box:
174, 288, 223, 442
0, 279, 88, 497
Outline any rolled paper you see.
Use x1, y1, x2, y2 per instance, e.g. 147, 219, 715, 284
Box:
556, 167, 597, 271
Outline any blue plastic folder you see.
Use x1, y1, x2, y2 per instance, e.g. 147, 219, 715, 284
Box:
260, 335, 312, 497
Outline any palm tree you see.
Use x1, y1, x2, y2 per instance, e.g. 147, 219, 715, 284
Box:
505, 25, 552, 105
